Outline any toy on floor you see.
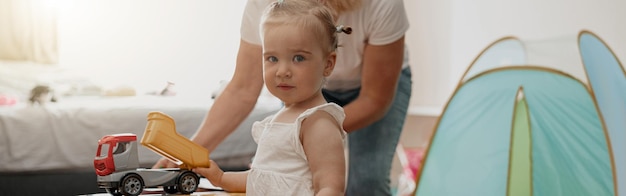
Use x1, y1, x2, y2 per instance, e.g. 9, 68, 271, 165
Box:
159, 81, 176, 96
94, 111, 210, 196
28, 85, 57, 105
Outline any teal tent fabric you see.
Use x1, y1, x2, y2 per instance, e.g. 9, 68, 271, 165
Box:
416, 68, 614, 196
579, 32, 626, 196
414, 31, 623, 196
462, 38, 526, 82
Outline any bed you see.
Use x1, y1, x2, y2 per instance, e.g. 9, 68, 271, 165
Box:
0, 93, 281, 195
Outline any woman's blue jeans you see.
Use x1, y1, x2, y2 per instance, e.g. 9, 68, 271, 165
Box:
322, 67, 412, 196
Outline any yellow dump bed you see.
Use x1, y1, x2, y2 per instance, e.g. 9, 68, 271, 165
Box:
140, 111, 210, 169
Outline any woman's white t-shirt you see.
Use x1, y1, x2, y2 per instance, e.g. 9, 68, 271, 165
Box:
240, 0, 410, 91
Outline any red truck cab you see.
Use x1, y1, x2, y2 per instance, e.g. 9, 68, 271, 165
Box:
94, 133, 139, 176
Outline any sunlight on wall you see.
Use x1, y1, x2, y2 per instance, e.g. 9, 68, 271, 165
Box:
0, 0, 58, 64
56, 0, 246, 97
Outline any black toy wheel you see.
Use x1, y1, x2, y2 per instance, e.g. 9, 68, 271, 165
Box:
177, 171, 199, 194
163, 185, 178, 194
120, 173, 144, 196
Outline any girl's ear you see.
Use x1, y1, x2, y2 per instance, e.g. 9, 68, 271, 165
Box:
324, 52, 337, 77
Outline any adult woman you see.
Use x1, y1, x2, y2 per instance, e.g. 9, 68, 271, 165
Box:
156, 0, 411, 195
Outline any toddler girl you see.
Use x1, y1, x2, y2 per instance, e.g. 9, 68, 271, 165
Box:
193, 0, 352, 195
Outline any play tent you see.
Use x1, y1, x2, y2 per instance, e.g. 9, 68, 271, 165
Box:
414, 30, 625, 196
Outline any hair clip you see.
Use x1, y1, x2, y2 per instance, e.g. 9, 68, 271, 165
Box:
336, 25, 344, 33
277, 0, 284, 4
336, 25, 353, 34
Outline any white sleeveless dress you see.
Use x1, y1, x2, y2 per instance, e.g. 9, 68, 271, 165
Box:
246, 103, 346, 195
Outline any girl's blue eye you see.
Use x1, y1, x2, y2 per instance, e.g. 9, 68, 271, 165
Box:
267, 56, 278, 62
293, 55, 305, 62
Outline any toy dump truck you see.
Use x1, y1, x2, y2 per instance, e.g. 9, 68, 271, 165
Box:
94, 111, 210, 196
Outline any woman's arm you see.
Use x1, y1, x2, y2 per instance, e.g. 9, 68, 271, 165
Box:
153, 40, 264, 169
153, 39, 264, 168
341, 36, 405, 133
301, 111, 346, 196
190, 40, 265, 151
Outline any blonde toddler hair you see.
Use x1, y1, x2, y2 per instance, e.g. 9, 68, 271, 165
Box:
260, 0, 352, 54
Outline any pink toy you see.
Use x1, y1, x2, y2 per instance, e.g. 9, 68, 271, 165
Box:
0, 95, 17, 106
395, 145, 425, 196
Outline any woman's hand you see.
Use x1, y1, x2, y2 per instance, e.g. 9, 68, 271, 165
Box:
151, 158, 178, 169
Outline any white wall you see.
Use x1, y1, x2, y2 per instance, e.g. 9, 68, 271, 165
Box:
405, 0, 626, 116
404, 0, 452, 116
55, 0, 625, 108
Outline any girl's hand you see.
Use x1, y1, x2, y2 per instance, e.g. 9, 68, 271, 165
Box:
193, 160, 224, 187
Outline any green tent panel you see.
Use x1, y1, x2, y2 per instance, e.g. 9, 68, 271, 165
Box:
508, 96, 532, 196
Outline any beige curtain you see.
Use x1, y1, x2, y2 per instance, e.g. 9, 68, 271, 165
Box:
0, 0, 58, 64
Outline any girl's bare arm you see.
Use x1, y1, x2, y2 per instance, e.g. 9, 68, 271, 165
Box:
193, 160, 248, 193
301, 111, 346, 196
